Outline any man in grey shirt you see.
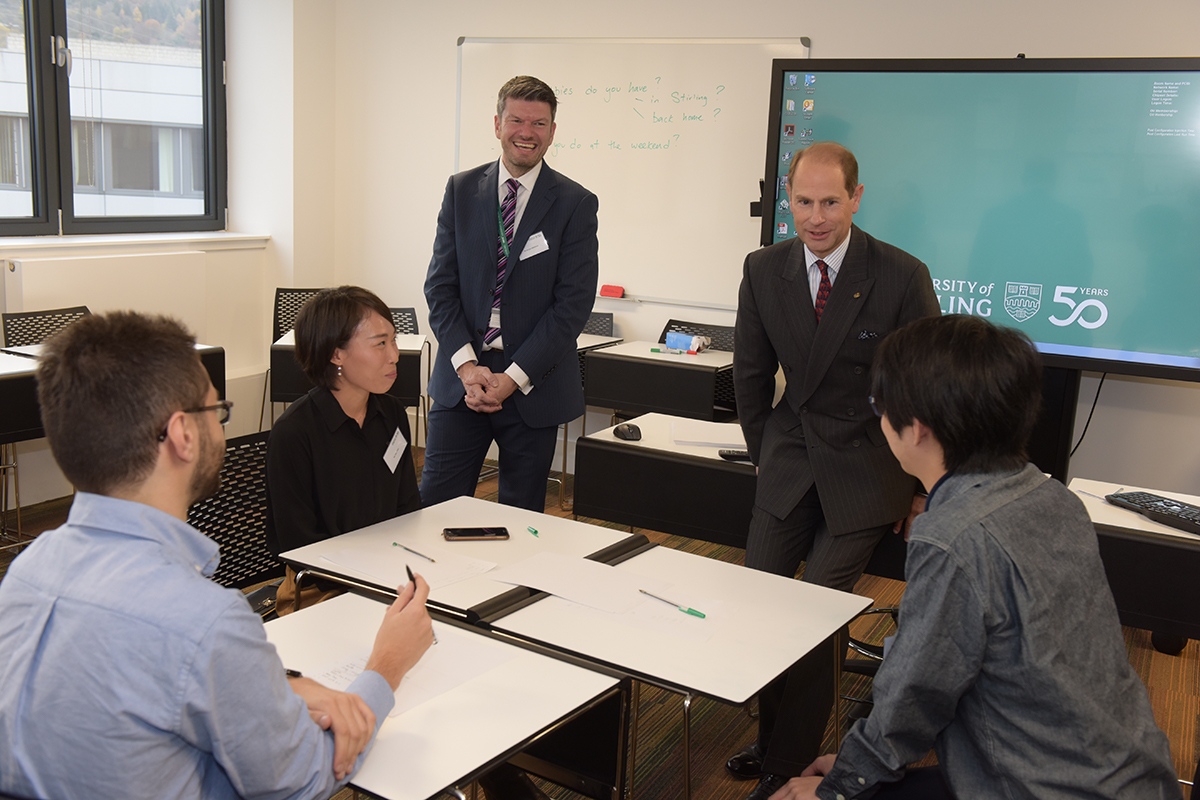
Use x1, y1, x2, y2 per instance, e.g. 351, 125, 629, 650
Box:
774, 314, 1179, 800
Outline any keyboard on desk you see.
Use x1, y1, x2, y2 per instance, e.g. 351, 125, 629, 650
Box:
1105, 491, 1200, 535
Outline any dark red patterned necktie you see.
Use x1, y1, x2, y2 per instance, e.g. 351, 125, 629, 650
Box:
814, 259, 832, 321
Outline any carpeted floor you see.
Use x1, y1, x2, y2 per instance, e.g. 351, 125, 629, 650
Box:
4, 455, 1196, 800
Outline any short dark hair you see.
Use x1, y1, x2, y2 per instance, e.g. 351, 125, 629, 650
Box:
36, 311, 209, 495
294, 286, 393, 390
497, 75, 558, 123
870, 315, 1043, 475
788, 141, 859, 197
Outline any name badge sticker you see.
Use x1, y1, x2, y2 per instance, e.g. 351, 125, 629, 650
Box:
383, 426, 408, 473
520, 231, 549, 260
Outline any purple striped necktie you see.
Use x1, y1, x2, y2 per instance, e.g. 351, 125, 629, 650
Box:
484, 178, 520, 346
813, 259, 832, 321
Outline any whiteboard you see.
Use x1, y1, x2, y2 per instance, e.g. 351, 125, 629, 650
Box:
457, 38, 808, 308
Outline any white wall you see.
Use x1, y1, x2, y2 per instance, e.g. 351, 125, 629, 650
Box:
10, 0, 1200, 505
312, 0, 1200, 494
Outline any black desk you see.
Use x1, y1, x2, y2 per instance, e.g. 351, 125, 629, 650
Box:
583, 341, 735, 421
573, 413, 755, 548
573, 412, 911, 579
1070, 478, 1200, 640
0, 343, 227, 444
270, 331, 424, 407
0, 353, 40, 446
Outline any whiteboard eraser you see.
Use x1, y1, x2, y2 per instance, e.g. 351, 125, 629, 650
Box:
600, 284, 625, 298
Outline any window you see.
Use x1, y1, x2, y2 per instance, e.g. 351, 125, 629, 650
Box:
0, 0, 225, 235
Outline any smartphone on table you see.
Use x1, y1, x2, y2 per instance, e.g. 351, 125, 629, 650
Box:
442, 526, 510, 541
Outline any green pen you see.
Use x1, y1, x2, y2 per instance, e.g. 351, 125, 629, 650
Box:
527, 526, 539, 537
639, 588, 706, 618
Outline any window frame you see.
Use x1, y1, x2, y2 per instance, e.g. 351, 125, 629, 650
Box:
0, 0, 226, 236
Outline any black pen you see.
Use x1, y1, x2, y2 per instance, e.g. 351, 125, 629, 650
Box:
406, 564, 437, 645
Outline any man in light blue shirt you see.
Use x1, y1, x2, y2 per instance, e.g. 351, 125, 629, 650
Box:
0, 311, 433, 800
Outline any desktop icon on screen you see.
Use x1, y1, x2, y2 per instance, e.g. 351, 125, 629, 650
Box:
803, 99, 814, 112
784, 124, 796, 137
781, 150, 793, 162
777, 223, 789, 236
805, 74, 816, 87
789, 74, 799, 88
786, 99, 795, 112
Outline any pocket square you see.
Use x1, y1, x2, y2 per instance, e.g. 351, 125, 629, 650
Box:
858, 330, 878, 340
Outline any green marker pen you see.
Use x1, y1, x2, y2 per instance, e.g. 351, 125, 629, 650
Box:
638, 588, 706, 619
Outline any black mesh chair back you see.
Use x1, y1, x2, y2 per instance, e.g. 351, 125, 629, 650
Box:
582, 311, 614, 336
658, 318, 735, 352
2, 306, 90, 347
186, 431, 283, 590
272, 288, 323, 342
578, 312, 615, 383
391, 307, 420, 335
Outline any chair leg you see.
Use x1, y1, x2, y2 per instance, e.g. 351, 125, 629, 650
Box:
627, 680, 642, 793
258, 368, 271, 431
558, 419, 570, 511
682, 692, 694, 800
0, 443, 24, 552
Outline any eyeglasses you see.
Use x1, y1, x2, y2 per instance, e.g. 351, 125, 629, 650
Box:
157, 400, 235, 442
868, 395, 882, 418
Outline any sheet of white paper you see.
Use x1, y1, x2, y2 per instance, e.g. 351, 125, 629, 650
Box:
487, 551, 671, 613
670, 418, 747, 448
320, 544, 495, 590
308, 623, 517, 717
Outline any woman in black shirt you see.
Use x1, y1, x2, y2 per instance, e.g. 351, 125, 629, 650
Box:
266, 286, 421, 614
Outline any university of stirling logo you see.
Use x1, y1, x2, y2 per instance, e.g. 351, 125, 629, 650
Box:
1004, 282, 1042, 323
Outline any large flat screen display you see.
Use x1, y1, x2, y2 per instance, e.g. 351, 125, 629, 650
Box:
762, 58, 1200, 382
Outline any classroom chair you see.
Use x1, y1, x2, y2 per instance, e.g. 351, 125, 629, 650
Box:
186, 431, 284, 619
0, 305, 91, 553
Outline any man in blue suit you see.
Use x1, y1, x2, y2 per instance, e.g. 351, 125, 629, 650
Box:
422, 75, 599, 511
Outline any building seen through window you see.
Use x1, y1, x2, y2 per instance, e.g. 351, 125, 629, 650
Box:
0, 0, 224, 234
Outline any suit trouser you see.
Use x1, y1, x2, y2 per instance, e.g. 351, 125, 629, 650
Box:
746, 483, 891, 777
420, 351, 560, 512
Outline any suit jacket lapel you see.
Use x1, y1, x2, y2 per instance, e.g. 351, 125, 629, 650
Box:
478, 162, 501, 256
510, 163, 558, 262
802, 226, 875, 394
778, 238, 817, 357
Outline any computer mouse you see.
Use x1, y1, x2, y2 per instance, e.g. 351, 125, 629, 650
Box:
613, 423, 641, 441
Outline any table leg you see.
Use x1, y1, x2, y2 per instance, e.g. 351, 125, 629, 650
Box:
627, 681, 641, 798
682, 692, 694, 800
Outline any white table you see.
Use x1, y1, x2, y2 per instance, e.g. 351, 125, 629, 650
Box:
280, 495, 637, 618
576, 332, 623, 354
281, 495, 870, 798
1070, 478, 1200, 542
265, 593, 623, 800
494, 542, 867, 703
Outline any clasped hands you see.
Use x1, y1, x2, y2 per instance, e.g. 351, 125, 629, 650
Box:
457, 362, 517, 412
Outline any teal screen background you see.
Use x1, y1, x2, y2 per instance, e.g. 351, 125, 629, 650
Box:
769, 67, 1200, 374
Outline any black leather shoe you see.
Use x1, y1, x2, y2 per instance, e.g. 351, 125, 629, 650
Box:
726, 742, 766, 780
477, 763, 550, 800
743, 773, 788, 800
